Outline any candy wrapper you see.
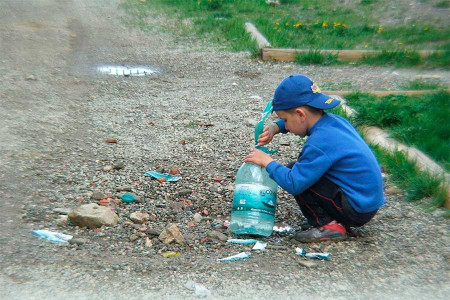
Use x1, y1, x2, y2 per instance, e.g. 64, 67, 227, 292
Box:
218, 252, 251, 262
295, 247, 331, 260
227, 239, 259, 244
144, 171, 181, 182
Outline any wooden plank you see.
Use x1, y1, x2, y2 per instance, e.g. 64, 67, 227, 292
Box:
245, 22, 271, 49
338, 100, 450, 208
323, 90, 445, 97
262, 48, 445, 62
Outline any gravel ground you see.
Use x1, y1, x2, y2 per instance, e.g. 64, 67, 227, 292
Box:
0, 1, 449, 299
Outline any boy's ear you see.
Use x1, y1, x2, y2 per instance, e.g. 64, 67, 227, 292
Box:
295, 107, 307, 119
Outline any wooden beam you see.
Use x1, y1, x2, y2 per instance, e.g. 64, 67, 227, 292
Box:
323, 90, 446, 97
245, 22, 271, 49
262, 48, 445, 62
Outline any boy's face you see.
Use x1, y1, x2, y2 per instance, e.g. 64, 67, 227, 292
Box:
276, 108, 308, 137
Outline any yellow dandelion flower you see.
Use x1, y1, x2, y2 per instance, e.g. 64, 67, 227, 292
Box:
274, 26, 278, 30
377, 26, 384, 34
398, 42, 403, 45
322, 22, 328, 28
365, 44, 369, 48
275, 21, 280, 25
285, 22, 289, 27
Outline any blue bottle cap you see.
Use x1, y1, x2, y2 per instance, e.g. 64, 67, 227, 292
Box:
121, 194, 135, 203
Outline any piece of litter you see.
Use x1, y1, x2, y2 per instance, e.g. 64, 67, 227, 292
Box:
96, 65, 157, 76
218, 252, 250, 262
252, 241, 267, 251
295, 247, 331, 260
227, 239, 259, 244
32, 230, 73, 243
273, 225, 294, 234
144, 171, 181, 182
185, 281, 210, 297
162, 251, 180, 258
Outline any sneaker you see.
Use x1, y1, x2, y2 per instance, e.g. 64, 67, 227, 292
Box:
294, 220, 347, 242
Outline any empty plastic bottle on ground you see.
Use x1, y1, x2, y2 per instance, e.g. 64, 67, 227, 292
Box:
230, 162, 278, 237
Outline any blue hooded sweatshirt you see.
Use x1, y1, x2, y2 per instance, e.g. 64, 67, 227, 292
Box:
266, 113, 385, 213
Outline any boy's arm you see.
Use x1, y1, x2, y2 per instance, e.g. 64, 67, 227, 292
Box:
265, 144, 332, 195
274, 119, 289, 134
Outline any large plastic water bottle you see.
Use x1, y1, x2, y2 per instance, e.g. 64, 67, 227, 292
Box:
230, 162, 278, 237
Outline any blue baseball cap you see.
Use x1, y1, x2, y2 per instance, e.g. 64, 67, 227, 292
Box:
273, 75, 340, 111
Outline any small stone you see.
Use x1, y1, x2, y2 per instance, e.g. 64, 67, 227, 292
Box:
170, 167, 181, 175
177, 189, 192, 197
169, 201, 185, 212
157, 177, 166, 183
183, 120, 191, 126
56, 215, 68, 226
206, 230, 228, 241
26, 75, 37, 80
232, 82, 238, 86
386, 185, 402, 195
53, 208, 71, 215
113, 161, 125, 170
246, 119, 258, 127
116, 186, 132, 192
159, 223, 185, 244
91, 191, 104, 200
69, 238, 87, 245
103, 165, 113, 172
298, 260, 318, 268
193, 213, 202, 223
130, 212, 150, 224
130, 234, 139, 242
144, 237, 153, 247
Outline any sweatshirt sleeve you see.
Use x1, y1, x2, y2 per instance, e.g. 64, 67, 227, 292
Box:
274, 119, 289, 134
265, 144, 332, 195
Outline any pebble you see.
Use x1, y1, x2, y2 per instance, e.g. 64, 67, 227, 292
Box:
298, 260, 318, 268
69, 238, 87, 245
103, 165, 113, 172
193, 213, 202, 223
206, 230, 228, 241
91, 191, 104, 200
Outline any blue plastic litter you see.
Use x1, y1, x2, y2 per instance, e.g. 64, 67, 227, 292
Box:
295, 247, 331, 260
32, 230, 73, 243
144, 171, 182, 182
121, 194, 135, 203
218, 252, 251, 262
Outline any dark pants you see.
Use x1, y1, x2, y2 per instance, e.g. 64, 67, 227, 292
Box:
287, 162, 377, 228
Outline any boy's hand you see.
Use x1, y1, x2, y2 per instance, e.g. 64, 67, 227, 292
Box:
257, 123, 279, 146
244, 149, 274, 167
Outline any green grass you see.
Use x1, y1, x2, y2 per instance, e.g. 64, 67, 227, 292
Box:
121, 0, 450, 67
295, 50, 341, 65
344, 91, 450, 171
372, 146, 447, 208
401, 79, 447, 90
329, 104, 448, 211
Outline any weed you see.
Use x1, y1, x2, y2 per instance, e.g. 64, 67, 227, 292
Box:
295, 50, 341, 65
372, 146, 447, 208
360, 50, 421, 67
401, 79, 445, 90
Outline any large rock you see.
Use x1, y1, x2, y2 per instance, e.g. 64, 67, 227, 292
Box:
159, 223, 185, 244
68, 203, 118, 229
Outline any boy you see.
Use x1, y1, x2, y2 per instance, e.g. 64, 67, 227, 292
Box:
245, 75, 384, 242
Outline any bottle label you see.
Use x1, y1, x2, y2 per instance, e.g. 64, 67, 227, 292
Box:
232, 184, 277, 216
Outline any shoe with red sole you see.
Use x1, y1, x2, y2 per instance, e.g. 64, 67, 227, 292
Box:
294, 220, 347, 242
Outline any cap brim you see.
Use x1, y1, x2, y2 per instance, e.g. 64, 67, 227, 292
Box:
308, 92, 341, 109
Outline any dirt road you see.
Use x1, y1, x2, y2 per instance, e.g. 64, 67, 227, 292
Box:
0, 1, 448, 299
